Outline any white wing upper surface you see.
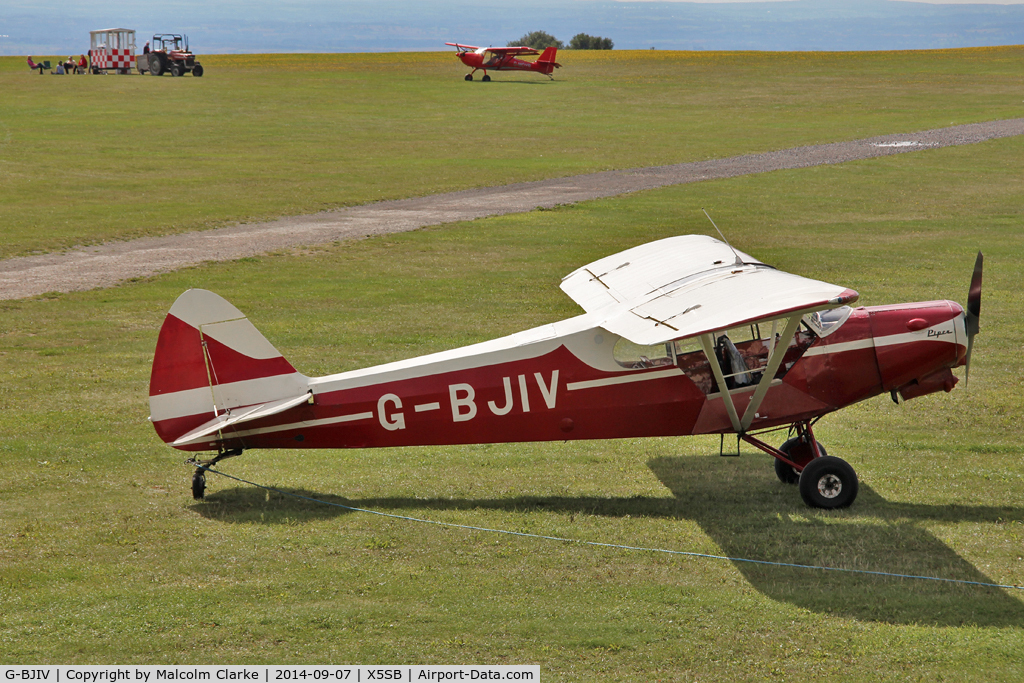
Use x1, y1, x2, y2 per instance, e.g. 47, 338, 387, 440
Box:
560, 235, 858, 345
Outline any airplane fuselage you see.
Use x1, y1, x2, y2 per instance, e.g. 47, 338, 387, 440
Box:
458, 53, 544, 72
151, 299, 966, 453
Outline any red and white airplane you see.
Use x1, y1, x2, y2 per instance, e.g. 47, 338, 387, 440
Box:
445, 42, 561, 81
149, 235, 982, 508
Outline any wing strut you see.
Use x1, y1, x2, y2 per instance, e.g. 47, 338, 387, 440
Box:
700, 334, 742, 433
739, 315, 803, 432
698, 313, 804, 435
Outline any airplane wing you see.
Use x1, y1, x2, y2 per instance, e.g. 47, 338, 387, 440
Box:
560, 235, 858, 345
445, 42, 481, 50
483, 46, 541, 55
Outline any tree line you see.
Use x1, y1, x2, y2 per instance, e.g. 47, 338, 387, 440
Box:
509, 31, 613, 50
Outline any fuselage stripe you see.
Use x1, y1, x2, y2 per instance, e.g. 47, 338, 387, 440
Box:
222, 411, 374, 440
566, 367, 683, 391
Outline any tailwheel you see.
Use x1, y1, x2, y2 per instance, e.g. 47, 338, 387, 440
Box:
799, 456, 858, 509
775, 437, 827, 484
188, 447, 242, 500
465, 74, 473, 81
191, 468, 206, 500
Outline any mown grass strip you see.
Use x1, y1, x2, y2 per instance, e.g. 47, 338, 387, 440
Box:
1, 136, 1022, 674
2, 47, 1023, 258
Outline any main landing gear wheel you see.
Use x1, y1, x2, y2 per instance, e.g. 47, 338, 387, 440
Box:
799, 456, 858, 509
465, 74, 473, 81
775, 438, 827, 484
191, 468, 206, 500
482, 75, 491, 82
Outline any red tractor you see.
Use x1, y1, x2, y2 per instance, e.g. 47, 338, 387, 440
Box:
141, 34, 203, 77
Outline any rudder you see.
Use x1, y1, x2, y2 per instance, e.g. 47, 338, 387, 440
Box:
536, 47, 561, 75
149, 289, 307, 446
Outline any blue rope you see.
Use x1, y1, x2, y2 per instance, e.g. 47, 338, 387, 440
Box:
195, 464, 1024, 592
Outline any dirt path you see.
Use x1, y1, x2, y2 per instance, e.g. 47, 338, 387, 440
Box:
3, 118, 1023, 301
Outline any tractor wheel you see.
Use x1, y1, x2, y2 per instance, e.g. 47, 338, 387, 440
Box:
149, 55, 163, 76
799, 456, 858, 509
192, 64, 204, 77
170, 63, 184, 77
482, 75, 491, 82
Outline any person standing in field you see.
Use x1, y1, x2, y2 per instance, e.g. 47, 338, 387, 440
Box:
143, 42, 150, 54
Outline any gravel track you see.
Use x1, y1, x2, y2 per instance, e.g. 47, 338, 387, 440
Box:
3, 118, 1022, 301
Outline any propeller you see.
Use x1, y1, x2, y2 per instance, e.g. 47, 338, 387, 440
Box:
963, 251, 983, 383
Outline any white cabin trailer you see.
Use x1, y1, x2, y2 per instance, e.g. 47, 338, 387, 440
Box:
89, 28, 136, 74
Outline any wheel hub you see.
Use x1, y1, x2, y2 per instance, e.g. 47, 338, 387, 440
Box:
816, 474, 842, 499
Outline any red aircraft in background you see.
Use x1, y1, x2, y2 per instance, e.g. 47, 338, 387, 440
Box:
445, 42, 561, 80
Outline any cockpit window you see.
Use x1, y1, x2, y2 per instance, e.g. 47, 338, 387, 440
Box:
613, 339, 675, 369
802, 306, 852, 338
611, 317, 818, 396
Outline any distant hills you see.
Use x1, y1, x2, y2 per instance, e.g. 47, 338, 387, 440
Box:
3, 0, 1024, 55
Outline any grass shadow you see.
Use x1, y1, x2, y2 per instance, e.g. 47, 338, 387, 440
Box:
646, 454, 1024, 628
475, 79, 553, 85
191, 455, 1024, 627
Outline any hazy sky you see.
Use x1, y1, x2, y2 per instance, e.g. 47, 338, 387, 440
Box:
635, 0, 1024, 3
4, 0, 1024, 54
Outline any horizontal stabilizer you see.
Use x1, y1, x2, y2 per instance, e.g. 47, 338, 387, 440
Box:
172, 392, 311, 447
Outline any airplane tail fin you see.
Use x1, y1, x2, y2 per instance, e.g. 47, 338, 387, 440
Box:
536, 47, 561, 74
149, 289, 308, 449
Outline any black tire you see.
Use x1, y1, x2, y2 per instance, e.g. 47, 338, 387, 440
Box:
799, 456, 858, 509
482, 75, 491, 82
464, 74, 473, 81
774, 456, 800, 485
170, 63, 183, 77
775, 438, 828, 484
191, 469, 206, 500
192, 64, 204, 77
149, 54, 163, 76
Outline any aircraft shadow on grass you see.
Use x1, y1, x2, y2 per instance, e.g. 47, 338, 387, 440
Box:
193, 455, 1024, 627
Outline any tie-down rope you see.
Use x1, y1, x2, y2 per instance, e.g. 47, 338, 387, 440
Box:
194, 464, 1023, 592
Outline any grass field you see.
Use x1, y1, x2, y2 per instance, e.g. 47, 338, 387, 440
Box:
1, 48, 1023, 259
2, 49, 1024, 678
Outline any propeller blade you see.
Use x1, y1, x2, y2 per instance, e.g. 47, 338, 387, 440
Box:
964, 251, 983, 382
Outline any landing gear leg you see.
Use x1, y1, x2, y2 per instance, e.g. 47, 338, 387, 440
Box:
775, 425, 828, 485
741, 420, 859, 508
